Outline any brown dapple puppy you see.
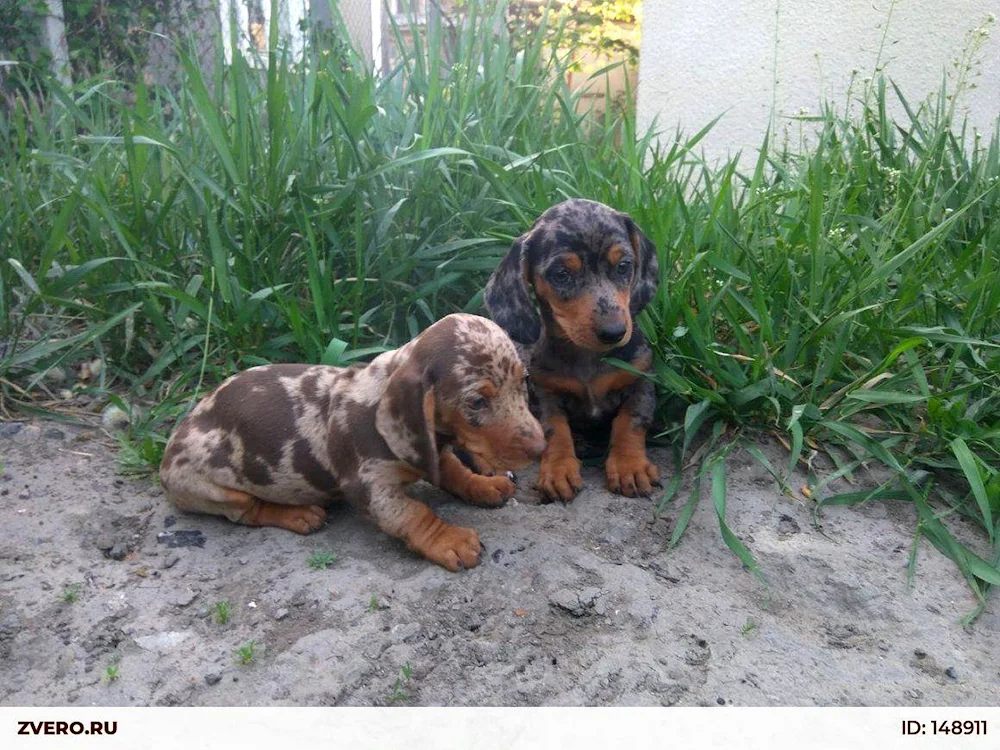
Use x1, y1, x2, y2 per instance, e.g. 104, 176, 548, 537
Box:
485, 199, 661, 502
159, 314, 546, 571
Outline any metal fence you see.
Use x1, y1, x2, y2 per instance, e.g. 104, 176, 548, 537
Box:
144, 0, 378, 88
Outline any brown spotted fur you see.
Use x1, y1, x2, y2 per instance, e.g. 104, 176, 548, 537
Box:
159, 314, 545, 571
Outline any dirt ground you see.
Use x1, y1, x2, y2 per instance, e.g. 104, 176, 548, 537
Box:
1, 418, 998, 707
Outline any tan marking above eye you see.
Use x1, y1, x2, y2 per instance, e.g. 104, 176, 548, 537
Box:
607, 245, 626, 266
561, 253, 583, 272
478, 381, 497, 399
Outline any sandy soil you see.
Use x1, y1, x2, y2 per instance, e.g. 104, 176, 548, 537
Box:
1, 418, 998, 707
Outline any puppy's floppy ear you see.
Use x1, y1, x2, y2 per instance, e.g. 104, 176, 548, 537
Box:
375, 359, 440, 485
619, 212, 660, 316
484, 235, 540, 346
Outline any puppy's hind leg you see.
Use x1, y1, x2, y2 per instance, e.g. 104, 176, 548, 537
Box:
228, 490, 328, 535
163, 473, 327, 534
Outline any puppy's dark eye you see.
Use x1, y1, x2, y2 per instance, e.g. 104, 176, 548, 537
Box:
616, 260, 632, 277
469, 396, 488, 411
548, 266, 571, 285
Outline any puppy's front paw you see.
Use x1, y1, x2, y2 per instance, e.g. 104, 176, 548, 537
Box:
463, 451, 500, 477
461, 473, 516, 506
606, 452, 660, 497
537, 454, 583, 502
424, 525, 482, 571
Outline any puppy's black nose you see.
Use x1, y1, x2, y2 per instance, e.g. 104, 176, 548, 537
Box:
596, 322, 627, 344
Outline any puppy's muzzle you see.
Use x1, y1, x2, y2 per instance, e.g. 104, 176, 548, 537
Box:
523, 423, 547, 460
596, 321, 628, 345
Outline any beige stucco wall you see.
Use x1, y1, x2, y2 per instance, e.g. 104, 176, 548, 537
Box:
636, 1, 999, 163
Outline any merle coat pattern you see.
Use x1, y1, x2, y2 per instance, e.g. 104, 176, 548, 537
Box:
485, 199, 660, 501
159, 314, 545, 571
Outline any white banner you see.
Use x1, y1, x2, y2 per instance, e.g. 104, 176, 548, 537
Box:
1, 707, 995, 749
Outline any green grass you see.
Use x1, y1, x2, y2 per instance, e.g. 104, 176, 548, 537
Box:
114, 429, 162, 478
1, 3, 998, 615
234, 639, 258, 665
306, 550, 338, 570
388, 662, 413, 703
59, 583, 81, 603
102, 653, 121, 684
212, 600, 232, 625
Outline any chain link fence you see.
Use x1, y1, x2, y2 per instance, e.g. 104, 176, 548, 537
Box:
146, 0, 223, 90
144, 0, 377, 89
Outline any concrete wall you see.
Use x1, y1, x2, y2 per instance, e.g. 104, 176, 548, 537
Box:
636, 1, 1000, 163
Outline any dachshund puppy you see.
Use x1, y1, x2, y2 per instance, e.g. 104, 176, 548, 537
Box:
159, 314, 546, 571
485, 199, 660, 502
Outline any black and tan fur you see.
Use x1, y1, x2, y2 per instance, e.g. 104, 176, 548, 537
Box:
159, 314, 545, 571
485, 199, 660, 502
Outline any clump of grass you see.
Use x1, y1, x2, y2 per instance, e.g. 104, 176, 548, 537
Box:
367, 594, 388, 613
212, 600, 232, 626
306, 550, 337, 570
114, 431, 165, 478
102, 654, 121, 683
234, 640, 258, 665
59, 584, 80, 603
387, 663, 413, 703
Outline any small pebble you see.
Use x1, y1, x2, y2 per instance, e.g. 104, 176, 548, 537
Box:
945, 667, 958, 680
44, 428, 65, 440
205, 673, 222, 686
95, 537, 115, 552
107, 542, 128, 561
161, 554, 180, 570
716, 697, 725, 705
171, 589, 198, 608
274, 608, 289, 621
18, 489, 30, 500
